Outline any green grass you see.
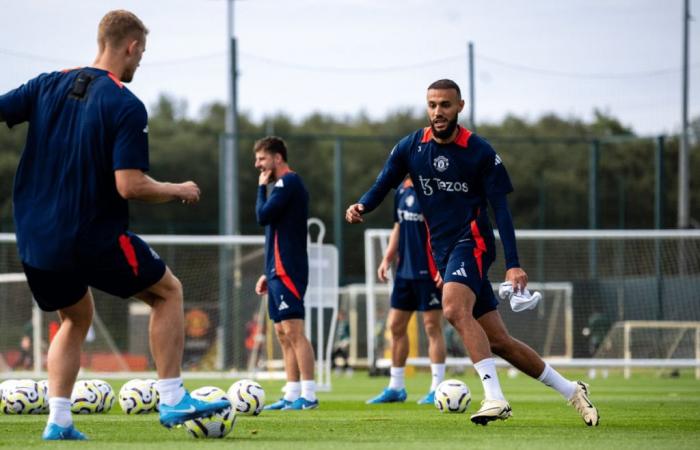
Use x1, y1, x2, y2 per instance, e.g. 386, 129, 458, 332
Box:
1, 369, 699, 449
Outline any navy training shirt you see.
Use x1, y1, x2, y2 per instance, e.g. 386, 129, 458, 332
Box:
256, 170, 309, 299
393, 181, 437, 281
359, 126, 520, 271
0, 68, 150, 271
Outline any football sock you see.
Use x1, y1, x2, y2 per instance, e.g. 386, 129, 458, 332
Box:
388, 367, 405, 390
537, 363, 577, 400
283, 381, 301, 402
430, 363, 446, 391
48, 397, 72, 427
301, 380, 316, 402
474, 358, 506, 401
157, 377, 185, 406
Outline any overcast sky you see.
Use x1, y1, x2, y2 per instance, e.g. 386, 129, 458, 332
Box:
1, 0, 698, 136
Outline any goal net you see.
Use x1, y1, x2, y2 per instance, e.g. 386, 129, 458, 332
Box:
0, 230, 339, 387
364, 229, 700, 377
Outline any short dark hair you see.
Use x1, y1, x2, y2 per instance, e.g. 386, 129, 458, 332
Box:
428, 79, 461, 99
98, 10, 148, 51
254, 136, 288, 162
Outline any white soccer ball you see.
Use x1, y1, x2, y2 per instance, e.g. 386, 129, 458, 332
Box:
119, 379, 157, 414
3, 379, 44, 414
71, 380, 103, 414
37, 380, 49, 413
143, 378, 160, 412
0, 379, 16, 411
91, 379, 115, 413
184, 386, 236, 438
227, 379, 265, 416
434, 379, 471, 413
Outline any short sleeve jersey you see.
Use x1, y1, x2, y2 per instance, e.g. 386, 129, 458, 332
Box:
359, 126, 513, 269
256, 171, 310, 298
0, 68, 150, 270
393, 182, 435, 281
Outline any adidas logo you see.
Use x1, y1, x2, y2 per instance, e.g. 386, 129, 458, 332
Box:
275, 178, 285, 187
451, 267, 467, 278
278, 301, 289, 311
482, 374, 491, 381
428, 295, 440, 306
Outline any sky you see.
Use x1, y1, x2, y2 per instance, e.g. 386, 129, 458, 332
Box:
1, 0, 698, 136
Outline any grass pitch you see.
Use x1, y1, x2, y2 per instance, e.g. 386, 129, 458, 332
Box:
1, 369, 699, 449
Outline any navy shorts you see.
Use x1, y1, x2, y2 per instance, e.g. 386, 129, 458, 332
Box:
23, 232, 166, 312
391, 278, 442, 312
440, 240, 498, 319
267, 276, 306, 323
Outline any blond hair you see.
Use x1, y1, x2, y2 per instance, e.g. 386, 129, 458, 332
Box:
97, 10, 148, 50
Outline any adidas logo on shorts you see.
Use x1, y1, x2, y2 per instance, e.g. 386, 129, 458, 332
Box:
451, 267, 468, 278
278, 301, 289, 311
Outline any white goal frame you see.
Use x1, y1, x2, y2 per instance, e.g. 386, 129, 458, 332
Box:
364, 228, 700, 377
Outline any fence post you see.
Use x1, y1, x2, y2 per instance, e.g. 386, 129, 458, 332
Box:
334, 138, 344, 284
588, 139, 600, 278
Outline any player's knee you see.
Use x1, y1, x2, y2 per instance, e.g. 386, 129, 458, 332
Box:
389, 321, 407, 339
423, 319, 442, 338
442, 303, 464, 326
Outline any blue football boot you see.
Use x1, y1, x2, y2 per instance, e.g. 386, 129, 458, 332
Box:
264, 398, 293, 410
42, 423, 87, 440
417, 390, 435, 405
159, 391, 230, 428
282, 397, 320, 410
366, 388, 407, 404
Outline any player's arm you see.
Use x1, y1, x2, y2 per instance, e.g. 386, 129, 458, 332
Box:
489, 193, 528, 290
377, 223, 400, 282
115, 169, 200, 204
346, 143, 408, 223
0, 75, 43, 127
256, 176, 293, 226
255, 275, 268, 295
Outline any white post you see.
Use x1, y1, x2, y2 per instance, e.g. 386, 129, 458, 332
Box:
623, 322, 631, 379
695, 325, 699, 380
32, 302, 42, 376
365, 230, 376, 369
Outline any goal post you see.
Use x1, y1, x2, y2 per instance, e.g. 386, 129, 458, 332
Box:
364, 228, 700, 377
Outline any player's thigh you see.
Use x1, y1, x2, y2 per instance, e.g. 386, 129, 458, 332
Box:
267, 277, 305, 323
442, 242, 496, 319
82, 232, 166, 300
21, 262, 88, 312
57, 290, 95, 329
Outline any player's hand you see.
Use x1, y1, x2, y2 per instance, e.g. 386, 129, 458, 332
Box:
258, 170, 272, 186
178, 181, 201, 204
505, 267, 528, 293
345, 203, 365, 223
255, 274, 268, 295
377, 259, 391, 282
434, 272, 444, 290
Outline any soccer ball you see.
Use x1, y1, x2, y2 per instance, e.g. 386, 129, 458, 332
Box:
434, 379, 471, 413
0, 379, 16, 411
227, 379, 265, 416
184, 386, 236, 438
92, 379, 115, 413
71, 380, 103, 414
3, 379, 44, 414
37, 380, 49, 413
119, 379, 157, 414
143, 378, 159, 411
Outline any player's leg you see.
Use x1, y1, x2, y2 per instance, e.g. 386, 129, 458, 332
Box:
21, 263, 90, 440
44, 291, 94, 440
367, 308, 412, 403
416, 280, 445, 404
478, 310, 599, 426
280, 318, 319, 409
265, 322, 301, 410
442, 243, 511, 425
420, 309, 446, 404
86, 232, 229, 427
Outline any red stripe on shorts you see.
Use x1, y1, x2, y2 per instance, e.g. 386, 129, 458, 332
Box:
119, 234, 139, 276
274, 231, 302, 300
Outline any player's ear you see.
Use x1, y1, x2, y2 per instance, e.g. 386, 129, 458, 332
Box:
126, 39, 140, 56
458, 99, 465, 113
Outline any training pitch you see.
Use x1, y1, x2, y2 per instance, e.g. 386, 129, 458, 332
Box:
1, 369, 699, 449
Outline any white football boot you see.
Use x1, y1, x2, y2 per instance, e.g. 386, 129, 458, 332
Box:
470, 399, 512, 425
568, 381, 599, 426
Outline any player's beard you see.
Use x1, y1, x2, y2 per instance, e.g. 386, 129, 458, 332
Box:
431, 115, 459, 140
